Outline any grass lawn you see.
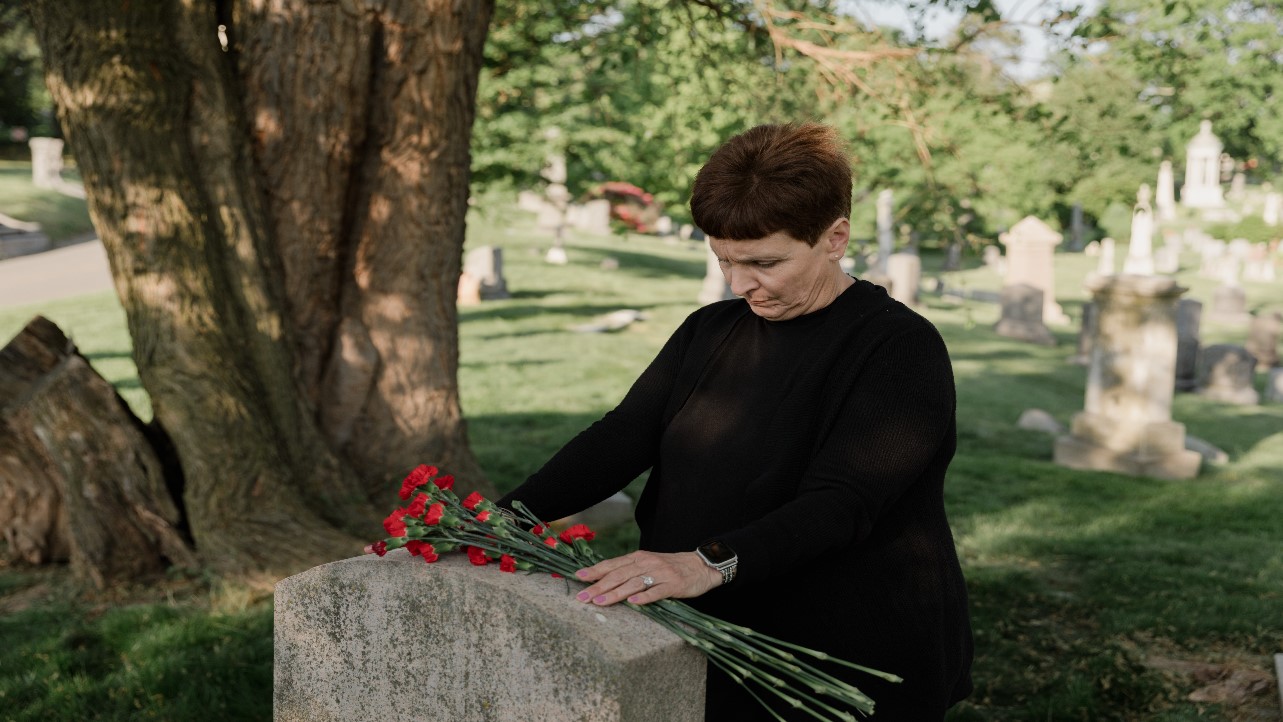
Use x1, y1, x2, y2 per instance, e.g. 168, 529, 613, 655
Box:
0, 161, 95, 244
1, 201, 1281, 720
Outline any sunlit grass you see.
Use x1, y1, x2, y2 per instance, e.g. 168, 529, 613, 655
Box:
0, 162, 94, 243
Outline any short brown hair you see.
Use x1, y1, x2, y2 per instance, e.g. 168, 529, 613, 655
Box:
690, 123, 852, 246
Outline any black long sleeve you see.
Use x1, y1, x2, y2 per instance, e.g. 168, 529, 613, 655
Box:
499, 279, 972, 720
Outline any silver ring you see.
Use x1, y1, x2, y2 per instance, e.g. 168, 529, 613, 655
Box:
641, 575, 656, 589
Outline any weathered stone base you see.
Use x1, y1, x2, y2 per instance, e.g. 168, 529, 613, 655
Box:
995, 317, 1056, 346
275, 552, 706, 722
1054, 434, 1202, 480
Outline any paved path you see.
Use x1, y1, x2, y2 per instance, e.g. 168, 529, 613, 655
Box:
0, 239, 114, 308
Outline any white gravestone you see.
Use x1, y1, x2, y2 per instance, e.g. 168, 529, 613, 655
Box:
1245, 312, 1281, 370
886, 252, 921, 307
875, 189, 894, 275
1156, 160, 1177, 221
1097, 237, 1116, 276
28, 137, 64, 189
1181, 120, 1225, 210
1123, 184, 1156, 276
275, 552, 706, 722
1000, 216, 1069, 325
1264, 192, 1281, 226
1054, 275, 1202, 479
698, 243, 735, 306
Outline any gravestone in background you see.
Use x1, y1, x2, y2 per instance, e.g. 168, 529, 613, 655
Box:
1174, 299, 1203, 392
875, 189, 894, 276
995, 284, 1055, 346
27, 137, 64, 188
1196, 345, 1259, 405
1181, 120, 1225, 210
1156, 160, 1177, 221
698, 244, 734, 306
1096, 237, 1116, 276
461, 246, 510, 301
1000, 216, 1068, 325
1054, 275, 1201, 479
1070, 302, 1098, 366
1244, 312, 1281, 370
1069, 203, 1085, 252
886, 252, 921, 307
1265, 368, 1283, 404
275, 552, 706, 722
1123, 185, 1156, 276
1264, 191, 1281, 226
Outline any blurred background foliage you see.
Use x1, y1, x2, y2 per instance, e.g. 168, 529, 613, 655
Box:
4, 0, 1280, 243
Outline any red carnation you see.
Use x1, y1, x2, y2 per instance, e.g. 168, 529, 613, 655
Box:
370, 541, 388, 557
543, 536, 558, 548
559, 524, 596, 544
476, 510, 491, 523
466, 545, 491, 566
407, 492, 429, 518
500, 554, 517, 573
531, 524, 546, 536
406, 540, 439, 563
433, 474, 455, 491
399, 464, 437, 500
382, 508, 409, 537
424, 502, 445, 526
462, 492, 485, 511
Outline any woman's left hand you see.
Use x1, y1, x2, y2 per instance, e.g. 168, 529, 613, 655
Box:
573, 550, 722, 606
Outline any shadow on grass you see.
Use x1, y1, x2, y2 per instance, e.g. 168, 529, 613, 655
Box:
569, 245, 705, 279
461, 302, 649, 324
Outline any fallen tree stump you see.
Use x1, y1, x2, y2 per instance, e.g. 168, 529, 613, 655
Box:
0, 316, 195, 588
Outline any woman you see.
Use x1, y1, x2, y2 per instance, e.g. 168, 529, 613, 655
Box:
499, 123, 973, 720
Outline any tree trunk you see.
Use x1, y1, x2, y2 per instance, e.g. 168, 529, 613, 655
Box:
0, 317, 196, 588
22, 0, 494, 576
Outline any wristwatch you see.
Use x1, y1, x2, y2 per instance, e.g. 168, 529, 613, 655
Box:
696, 539, 738, 585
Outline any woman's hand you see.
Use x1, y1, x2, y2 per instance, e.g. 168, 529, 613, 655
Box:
573, 550, 722, 606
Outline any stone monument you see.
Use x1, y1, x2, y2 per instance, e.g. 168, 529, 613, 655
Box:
1122, 184, 1156, 276
698, 243, 734, 306
1245, 311, 1281, 370
995, 284, 1055, 346
886, 252, 921, 307
875, 189, 894, 276
1097, 237, 1116, 276
1174, 299, 1202, 392
461, 245, 510, 301
1069, 203, 1085, 252
275, 552, 706, 722
28, 137, 64, 189
1180, 120, 1225, 210
1264, 191, 1281, 226
1000, 215, 1068, 324
1155, 160, 1177, 221
1054, 275, 1202, 479
1196, 345, 1259, 405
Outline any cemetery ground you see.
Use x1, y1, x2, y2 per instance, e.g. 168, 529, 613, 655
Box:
1, 202, 1282, 720
0, 161, 94, 246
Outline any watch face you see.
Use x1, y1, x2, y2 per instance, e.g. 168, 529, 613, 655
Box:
698, 540, 736, 565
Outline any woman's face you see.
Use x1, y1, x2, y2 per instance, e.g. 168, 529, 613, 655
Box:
709, 219, 850, 321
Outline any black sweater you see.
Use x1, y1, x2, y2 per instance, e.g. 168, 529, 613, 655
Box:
500, 279, 973, 720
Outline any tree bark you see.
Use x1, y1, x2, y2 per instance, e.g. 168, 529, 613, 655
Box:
22, 0, 494, 575
0, 317, 196, 588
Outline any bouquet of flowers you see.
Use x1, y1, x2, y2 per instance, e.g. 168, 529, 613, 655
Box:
368, 464, 900, 721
